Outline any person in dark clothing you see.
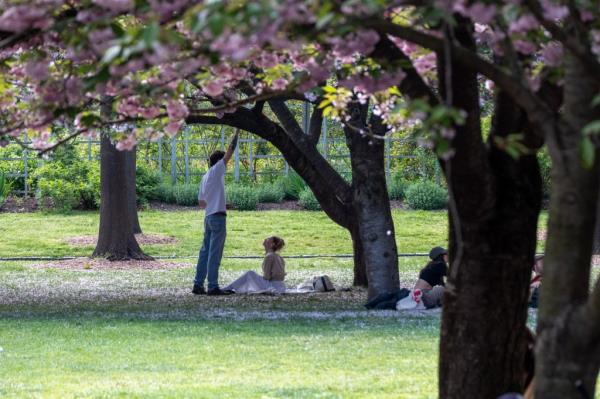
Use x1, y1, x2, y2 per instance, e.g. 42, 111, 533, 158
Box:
414, 246, 448, 308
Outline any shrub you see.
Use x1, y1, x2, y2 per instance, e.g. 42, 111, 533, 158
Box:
37, 179, 80, 212
299, 187, 321, 211
538, 150, 552, 199
256, 183, 284, 203
0, 170, 12, 208
173, 184, 198, 206
226, 185, 259, 210
154, 183, 176, 203
136, 164, 161, 206
405, 181, 448, 210
278, 172, 306, 200
387, 174, 408, 201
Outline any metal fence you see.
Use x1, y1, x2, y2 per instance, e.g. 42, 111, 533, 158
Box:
1, 112, 436, 195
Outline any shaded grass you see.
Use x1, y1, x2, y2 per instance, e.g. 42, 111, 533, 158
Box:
0, 316, 439, 399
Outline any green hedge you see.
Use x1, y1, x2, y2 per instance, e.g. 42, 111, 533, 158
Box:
298, 187, 321, 211
278, 172, 306, 200
405, 181, 448, 210
256, 183, 284, 203
226, 185, 259, 210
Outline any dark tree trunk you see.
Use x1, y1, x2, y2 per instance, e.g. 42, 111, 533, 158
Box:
535, 53, 600, 399
593, 198, 600, 254
438, 21, 542, 398
126, 147, 142, 235
93, 135, 151, 260
345, 103, 399, 298
349, 225, 368, 287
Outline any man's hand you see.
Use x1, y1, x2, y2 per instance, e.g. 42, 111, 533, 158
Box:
223, 131, 239, 166
198, 200, 207, 209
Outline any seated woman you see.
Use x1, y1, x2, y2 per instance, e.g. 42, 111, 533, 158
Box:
414, 246, 448, 309
224, 236, 286, 294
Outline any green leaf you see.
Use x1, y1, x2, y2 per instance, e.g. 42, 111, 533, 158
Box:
102, 45, 122, 64
580, 136, 596, 169
582, 120, 600, 136
591, 93, 600, 108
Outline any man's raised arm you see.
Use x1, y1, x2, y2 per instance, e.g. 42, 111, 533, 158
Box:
223, 132, 239, 166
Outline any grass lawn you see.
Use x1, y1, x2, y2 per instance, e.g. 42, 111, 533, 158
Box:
0, 209, 554, 398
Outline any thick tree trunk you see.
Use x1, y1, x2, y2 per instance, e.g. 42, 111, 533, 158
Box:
346, 104, 399, 299
535, 54, 600, 399
93, 135, 151, 260
126, 147, 142, 234
349, 225, 368, 287
593, 198, 600, 254
438, 20, 542, 397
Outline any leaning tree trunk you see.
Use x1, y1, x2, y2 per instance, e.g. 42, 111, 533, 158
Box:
93, 135, 152, 260
346, 103, 399, 299
535, 53, 600, 399
126, 146, 142, 235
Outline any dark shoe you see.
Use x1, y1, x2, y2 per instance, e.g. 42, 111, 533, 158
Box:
192, 285, 206, 295
207, 288, 234, 296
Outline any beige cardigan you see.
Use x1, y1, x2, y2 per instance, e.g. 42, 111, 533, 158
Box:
262, 252, 285, 281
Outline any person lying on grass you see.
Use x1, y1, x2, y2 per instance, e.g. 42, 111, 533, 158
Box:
224, 236, 287, 294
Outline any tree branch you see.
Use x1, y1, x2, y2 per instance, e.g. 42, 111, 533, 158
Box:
186, 107, 352, 227
308, 105, 323, 145
523, 0, 600, 78
365, 18, 561, 138
372, 35, 439, 105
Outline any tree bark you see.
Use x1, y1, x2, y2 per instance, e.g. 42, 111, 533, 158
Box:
126, 146, 142, 235
535, 52, 600, 399
345, 103, 399, 298
349, 225, 368, 287
438, 21, 542, 398
93, 135, 151, 260
593, 197, 600, 254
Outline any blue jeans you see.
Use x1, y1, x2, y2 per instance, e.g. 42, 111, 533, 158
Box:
194, 214, 226, 290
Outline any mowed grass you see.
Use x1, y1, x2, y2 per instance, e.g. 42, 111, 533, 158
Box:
0, 209, 451, 258
0, 209, 552, 398
0, 316, 439, 399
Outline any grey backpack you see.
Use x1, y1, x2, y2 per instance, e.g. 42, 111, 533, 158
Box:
312, 275, 335, 292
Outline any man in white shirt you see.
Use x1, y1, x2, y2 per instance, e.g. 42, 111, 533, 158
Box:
193, 132, 238, 295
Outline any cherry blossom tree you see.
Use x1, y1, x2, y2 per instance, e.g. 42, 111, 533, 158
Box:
1, 1, 600, 398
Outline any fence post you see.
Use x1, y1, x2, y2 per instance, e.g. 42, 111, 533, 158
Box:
23, 134, 29, 196
234, 129, 240, 182
302, 101, 310, 133
249, 135, 254, 180
385, 135, 391, 180
157, 137, 163, 177
321, 118, 328, 159
170, 135, 177, 185
184, 129, 190, 184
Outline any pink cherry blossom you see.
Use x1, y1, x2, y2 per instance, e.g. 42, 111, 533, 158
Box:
541, 42, 564, 67
202, 79, 227, 97
465, 3, 497, 24
115, 134, 138, 151
513, 40, 536, 55
25, 59, 50, 81
271, 78, 289, 91
166, 99, 189, 120
93, 0, 134, 13
509, 14, 539, 34
165, 120, 183, 136
540, 0, 569, 20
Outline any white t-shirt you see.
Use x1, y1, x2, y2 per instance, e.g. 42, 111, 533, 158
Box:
198, 159, 226, 216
